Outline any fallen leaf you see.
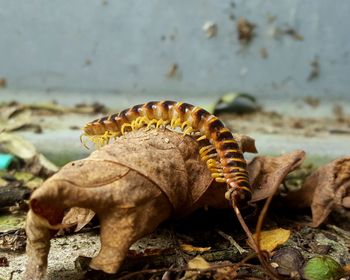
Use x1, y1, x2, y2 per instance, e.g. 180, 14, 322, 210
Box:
62, 207, 96, 232
184, 256, 211, 279
25, 154, 58, 177
285, 157, 350, 227
0, 133, 37, 159
195, 150, 305, 209
180, 244, 211, 253
249, 228, 291, 252
248, 150, 306, 202
0, 132, 58, 175
25, 128, 213, 278
187, 255, 210, 269
232, 133, 258, 154
1, 108, 42, 133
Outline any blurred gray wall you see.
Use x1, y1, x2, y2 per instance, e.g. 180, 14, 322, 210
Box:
1, 0, 349, 100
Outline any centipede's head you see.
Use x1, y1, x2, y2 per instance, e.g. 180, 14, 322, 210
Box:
83, 122, 95, 135
225, 184, 252, 208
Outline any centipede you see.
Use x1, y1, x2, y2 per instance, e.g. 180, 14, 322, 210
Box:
81, 101, 252, 206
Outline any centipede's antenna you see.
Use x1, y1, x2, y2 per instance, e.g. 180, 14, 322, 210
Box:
232, 203, 281, 280
79, 133, 90, 150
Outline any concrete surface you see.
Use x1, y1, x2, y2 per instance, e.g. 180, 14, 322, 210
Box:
1, 0, 350, 100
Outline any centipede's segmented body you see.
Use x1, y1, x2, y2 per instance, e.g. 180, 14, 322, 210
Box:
81, 101, 252, 206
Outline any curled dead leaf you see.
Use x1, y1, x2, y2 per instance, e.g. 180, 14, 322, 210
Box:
286, 157, 350, 227
248, 150, 306, 202
233, 133, 258, 154
61, 207, 96, 232
25, 129, 215, 278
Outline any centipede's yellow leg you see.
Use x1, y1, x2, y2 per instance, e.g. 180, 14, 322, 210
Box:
215, 177, 226, 183
108, 131, 121, 142
96, 131, 111, 147
130, 119, 138, 130
181, 121, 192, 130
199, 145, 215, 157
156, 119, 169, 128
146, 119, 158, 130
196, 135, 207, 142
211, 172, 226, 184
121, 123, 133, 134
182, 126, 194, 137
201, 153, 218, 161
209, 168, 223, 173
94, 136, 104, 148
206, 159, 221, 169
100, 131, 111, 145
170, 118, 182, 128
135, 116, 149, 129
132, 117, 145, 130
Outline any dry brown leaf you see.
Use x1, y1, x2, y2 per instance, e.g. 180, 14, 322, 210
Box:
286, 157, 350, 227
25, 129, 214, 278
61, 207, 96, 232
232, 133, 258, 154
248, 150, 306, 202
194, 150, 305, 209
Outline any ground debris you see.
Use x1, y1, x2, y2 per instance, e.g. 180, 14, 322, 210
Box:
237, 18, 256, 45
0, 229, 26, 252
271, 247, 303, 277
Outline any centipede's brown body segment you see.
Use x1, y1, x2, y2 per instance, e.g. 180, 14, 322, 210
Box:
82, 101, 252, 205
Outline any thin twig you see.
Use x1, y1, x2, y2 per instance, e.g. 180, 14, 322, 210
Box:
217, 229, 247, 254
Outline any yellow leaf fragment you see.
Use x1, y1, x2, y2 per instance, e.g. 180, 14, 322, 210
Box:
180, 244, 211, 253
184, 256, 211, 279
252, 228, 291, 252
187, 255, 210, 269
